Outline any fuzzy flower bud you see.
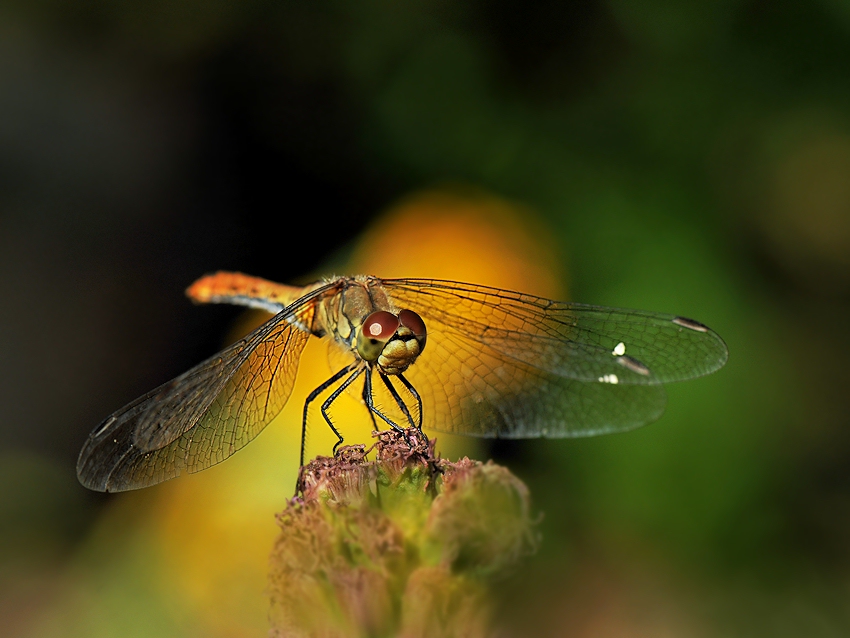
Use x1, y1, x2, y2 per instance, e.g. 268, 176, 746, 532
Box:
268, 429, 538, 638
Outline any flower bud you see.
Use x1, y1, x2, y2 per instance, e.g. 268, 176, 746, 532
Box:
268, 429, 538, 637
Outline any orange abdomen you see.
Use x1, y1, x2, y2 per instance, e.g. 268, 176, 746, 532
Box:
187, 272, 308, 309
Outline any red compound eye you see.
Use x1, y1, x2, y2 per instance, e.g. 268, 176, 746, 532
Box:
363, 311, 399, 341
398, 309, 426, 337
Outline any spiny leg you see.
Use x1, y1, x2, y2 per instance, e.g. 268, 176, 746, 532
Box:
396, 373, 424, 434
321, 366, 366, 456
301, 363, 357, 468
379, 372, 417, 431
361, 376, 378, 431
363, 367, 405, 433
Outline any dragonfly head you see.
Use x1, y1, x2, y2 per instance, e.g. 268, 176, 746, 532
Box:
356, 309, 427, 374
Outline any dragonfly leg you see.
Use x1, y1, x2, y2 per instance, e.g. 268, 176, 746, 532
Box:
321, 366, 366, 457
395, 373, 424, 434
361, 375, 378, 431
363, 367, 405, 434
379, 373, 418, 431
300, 363, 357, 468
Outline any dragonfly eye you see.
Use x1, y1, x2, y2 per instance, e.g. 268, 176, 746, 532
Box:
363, 311, 400, 340
357, 311, 400, 362
398, 309, 426, 337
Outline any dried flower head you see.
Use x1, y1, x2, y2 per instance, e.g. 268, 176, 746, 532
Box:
268, 429, 538, 638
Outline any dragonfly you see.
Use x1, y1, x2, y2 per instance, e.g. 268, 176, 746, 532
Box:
77, 272, 728, 492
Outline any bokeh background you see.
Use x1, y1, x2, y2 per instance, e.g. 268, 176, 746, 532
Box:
3, 2, 850, 636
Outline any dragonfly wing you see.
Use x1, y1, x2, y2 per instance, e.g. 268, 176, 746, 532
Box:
77, 291, 326, 492
381, 278, 727, 438
393, 316, 668, 438
382, 279, 728, 383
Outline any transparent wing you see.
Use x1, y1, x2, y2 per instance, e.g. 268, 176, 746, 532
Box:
77, 286, 332, 492
380, 278, 728, 438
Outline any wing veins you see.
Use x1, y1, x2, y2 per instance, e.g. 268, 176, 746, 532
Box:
382, 278, 727, 383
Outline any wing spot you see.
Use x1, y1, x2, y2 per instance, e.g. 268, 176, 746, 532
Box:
598, 374, 619, 384
617, 355, 651, 376
612, 342, 626, 356
93, 416, 117, 437
672, 316, 709, 332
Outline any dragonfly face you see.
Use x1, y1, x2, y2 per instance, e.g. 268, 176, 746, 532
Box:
76, 272, 728, 493
354, 309, 427, 373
